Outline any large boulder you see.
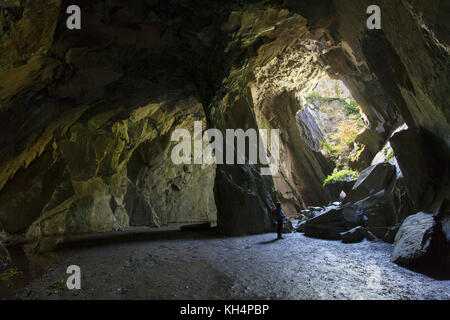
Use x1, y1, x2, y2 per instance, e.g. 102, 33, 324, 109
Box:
352, 190, 398, 238
392, 202, 450, 277
343, 163, 396, 204
303, 205, 360, 240
281, 219, 295, 234
324, 180, 356, 203
215, 165, 275, 236
383, 225, 400, 244
392, 212, 436, 266
342, 162, 405, 238
295, 220, 307, 233
390, 128, 449, 212
340, 226, 365, 243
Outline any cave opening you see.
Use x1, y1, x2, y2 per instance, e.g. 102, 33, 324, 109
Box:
0, 0, 449, 300
295, 77, 369, 201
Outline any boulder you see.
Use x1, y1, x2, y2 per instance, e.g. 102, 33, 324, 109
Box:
392, 201, 450, 277
282, 219, 295, 234
392, 212, 435, 266
364, 229, 378, 242
340, 226, 365, 243
383, 225, 400, 243
348, 164, 394, 200
324, 180, 356, 202
341, 205, 364, 228
295, 220, 306, 233
343, 163, 396, 204
390, 128, 448, 212
302, 203, 366, 240
303, 206, 348, 240
340, 162, 406, 239
353, 190, 397, 238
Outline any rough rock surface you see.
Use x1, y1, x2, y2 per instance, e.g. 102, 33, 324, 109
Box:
383, 225, 400, 244
392, 201, 450, 276
0, 0, 448, 249
303, 206, 349, 240
303, 160, 416, 241
343, 163, 396, 204
324, 180, 355, 203
340, 226, 365, 244
392, 212, 436, 266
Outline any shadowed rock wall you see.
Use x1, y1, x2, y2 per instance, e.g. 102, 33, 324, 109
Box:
0, 0, 447, 245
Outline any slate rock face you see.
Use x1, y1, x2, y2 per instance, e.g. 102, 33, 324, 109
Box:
0, 1, 449, 253
324, 180, 356, 203
392, 201, 450, 277
303, 206, 348, 240
215, 165, 275, 236
390, 128, 448, 212
383, 225, 400, 244
392, 212, 436, 266
303, 162, 410, 241
340, 226, 365, 244
343, 163, 396, 204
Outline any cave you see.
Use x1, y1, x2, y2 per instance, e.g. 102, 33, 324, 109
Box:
0, 0, 449, 300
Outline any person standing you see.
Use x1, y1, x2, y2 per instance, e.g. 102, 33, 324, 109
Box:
274, 202, 285, 240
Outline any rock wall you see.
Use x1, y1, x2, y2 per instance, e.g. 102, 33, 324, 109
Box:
0, 1, 222, 248
0, 0, 448, 244
125, 112, 217, 228
325, 0, 450, 212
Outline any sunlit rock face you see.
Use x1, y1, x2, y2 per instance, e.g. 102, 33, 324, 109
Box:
125, 106, 217, 228
0, 0, 448, 247
321, 0, 450, 212
0, 0, 222, 248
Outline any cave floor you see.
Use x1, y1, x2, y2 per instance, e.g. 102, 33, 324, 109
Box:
9, 227, 450, 300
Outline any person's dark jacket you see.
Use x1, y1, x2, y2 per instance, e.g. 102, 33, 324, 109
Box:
276, 207, 285, 219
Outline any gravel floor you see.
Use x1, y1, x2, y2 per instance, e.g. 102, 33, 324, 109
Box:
6, 227, 450, 300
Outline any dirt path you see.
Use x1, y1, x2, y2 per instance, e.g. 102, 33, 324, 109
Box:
8, 227, 450, 300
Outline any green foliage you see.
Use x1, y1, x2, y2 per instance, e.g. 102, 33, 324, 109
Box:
385, 149, 394, 163
341, 99, 361, 118
320, 140, 339, 156
334, 84, 342, 97
305, 93, 335, 105
305, 92, 361, 119
307, 90, 365, 170
323, 169, 359, 187
0, 267, 21, 287
349, 143, 365, 163
49, 279, 66, 295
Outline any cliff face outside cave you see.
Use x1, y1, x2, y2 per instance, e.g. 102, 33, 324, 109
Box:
0, 0, 448, 254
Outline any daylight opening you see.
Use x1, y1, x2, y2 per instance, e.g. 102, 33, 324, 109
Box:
297, 77, 368, 191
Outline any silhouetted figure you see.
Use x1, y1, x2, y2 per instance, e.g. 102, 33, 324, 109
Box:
273, 202, 285, 240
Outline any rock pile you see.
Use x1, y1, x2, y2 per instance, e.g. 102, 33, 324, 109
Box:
297, 162, 403, 243
295, 149, 449, 277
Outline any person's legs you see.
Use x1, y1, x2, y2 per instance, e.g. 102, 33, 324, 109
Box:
277, 218, 283, 239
